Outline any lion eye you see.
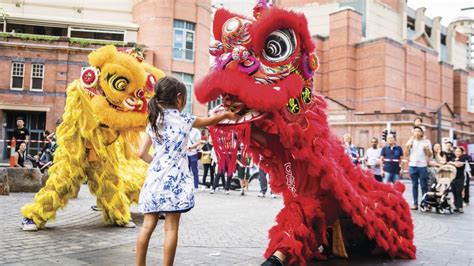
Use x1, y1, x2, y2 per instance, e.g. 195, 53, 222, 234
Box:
262, 29, 296, 63
108, 74, 129, 91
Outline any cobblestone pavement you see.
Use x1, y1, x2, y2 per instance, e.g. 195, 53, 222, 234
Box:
0, 181, 472, 265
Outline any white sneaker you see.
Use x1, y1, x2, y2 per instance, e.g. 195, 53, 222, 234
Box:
123, 221, 136, 228
210, 189, 215, 194
225, 190, 230, 195
257, 192, 265, 197
271, 194, 277, 199
22, 218, 38, 231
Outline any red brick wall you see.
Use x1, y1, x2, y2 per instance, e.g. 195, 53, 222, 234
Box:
453, 70, 468, 117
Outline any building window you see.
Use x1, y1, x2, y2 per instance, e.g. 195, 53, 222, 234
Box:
407, 16, 416, 39
208, 96, 223, 111
171, 72, 194, 113
31, 64, 44, 91
469, 35, 474, 67
70, 27, 125, 41
11, 62, 24, 90
6, 23, 67, 36
424, 25, 431, 37
173, 20, 195, 61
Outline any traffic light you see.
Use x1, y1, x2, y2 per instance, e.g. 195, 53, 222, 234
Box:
382, 129, 388, 142
381, 128, 396, 142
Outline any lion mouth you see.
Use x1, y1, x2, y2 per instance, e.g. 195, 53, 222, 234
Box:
83, 86, 145, 113
210, 94, 266, 125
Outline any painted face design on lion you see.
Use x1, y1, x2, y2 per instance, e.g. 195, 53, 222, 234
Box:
195, 2, 416, 265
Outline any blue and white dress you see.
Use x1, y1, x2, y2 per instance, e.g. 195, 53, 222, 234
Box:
138, 109, 197, 213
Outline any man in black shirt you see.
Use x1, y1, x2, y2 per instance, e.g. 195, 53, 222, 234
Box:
13, 117, 29, 149
444, 141, 455, 162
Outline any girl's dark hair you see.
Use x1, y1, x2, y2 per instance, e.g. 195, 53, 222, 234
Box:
454, 146, 465, 154
432, 143, 445, 158
148, 76, 187, 140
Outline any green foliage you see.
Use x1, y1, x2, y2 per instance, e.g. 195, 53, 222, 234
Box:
69, 38, 128, 48
7, 33, 60, 42
0, 33, 128, 47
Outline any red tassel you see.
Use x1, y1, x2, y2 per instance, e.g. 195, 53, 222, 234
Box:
209, 123, 251, 176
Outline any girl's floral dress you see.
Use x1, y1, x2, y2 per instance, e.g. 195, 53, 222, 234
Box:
139, 109, 197, 213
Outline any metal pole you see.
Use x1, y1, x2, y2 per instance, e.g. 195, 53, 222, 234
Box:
437, 109, 442, 144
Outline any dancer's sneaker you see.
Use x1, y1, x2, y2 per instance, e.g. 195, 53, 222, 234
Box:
210, 189, 215, 194
91, 205, 102, 211
261, 255, 284, 266
271, 194, 277, 199
22, 218, 38, 231
257, 192, 265, 197
123, 221, 136, 228
225, 190, 230, 195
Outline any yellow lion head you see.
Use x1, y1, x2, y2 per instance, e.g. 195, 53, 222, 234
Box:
80, 45, 165, 130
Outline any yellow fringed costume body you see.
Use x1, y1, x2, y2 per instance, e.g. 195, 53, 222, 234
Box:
21, 45, 164, 228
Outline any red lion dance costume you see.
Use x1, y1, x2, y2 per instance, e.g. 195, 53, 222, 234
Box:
195, 1, 416, 265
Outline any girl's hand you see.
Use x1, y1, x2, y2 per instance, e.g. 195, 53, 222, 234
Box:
193, 110, 239, 127
224, 111, 238, 120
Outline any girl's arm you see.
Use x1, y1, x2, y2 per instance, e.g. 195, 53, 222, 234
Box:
46, 132, 54, 142
449, 160, 464, 168
138, 134, 153, 164
193, 111, 237, 128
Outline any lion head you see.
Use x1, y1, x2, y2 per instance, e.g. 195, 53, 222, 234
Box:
195, 4, 319, 132
80, 45, 165, 130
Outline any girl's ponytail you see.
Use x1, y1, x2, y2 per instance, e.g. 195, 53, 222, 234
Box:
148, 96, 164, 141
147, 76, 187, 142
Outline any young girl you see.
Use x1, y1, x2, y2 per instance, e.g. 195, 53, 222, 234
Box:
136, 77, 236, 266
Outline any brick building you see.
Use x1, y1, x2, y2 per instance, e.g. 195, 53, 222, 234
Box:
272, 0, 474, 155
0, 0, 211, 161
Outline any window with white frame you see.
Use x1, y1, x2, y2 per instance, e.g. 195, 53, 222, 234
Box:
11, 62, 24, 89
31, 64, 44, 91
172, 72, 194, 113
173, 20, 195, 61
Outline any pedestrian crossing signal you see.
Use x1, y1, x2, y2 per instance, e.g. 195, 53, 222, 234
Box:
382, 129, 396, 142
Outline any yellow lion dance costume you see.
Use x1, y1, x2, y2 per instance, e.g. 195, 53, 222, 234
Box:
21, 45, 164, 230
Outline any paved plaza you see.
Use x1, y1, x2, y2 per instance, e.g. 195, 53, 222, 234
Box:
0, 181, 473, 265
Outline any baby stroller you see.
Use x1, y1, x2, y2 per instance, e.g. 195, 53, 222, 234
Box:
419, 165, 456, 214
